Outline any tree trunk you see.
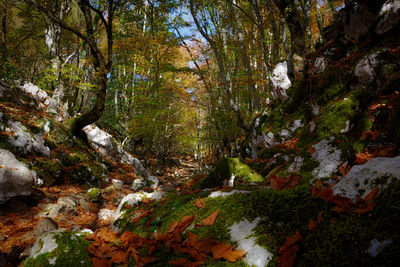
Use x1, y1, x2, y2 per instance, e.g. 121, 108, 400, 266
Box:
275, 0, 307, 81
1, 0, 7, 62
189, 0, 250, 132
70, 68, 107, 137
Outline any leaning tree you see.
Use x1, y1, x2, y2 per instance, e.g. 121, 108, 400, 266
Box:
23, 0, 121, 136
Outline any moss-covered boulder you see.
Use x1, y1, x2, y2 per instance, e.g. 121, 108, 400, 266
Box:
23, 230, 92, 267
194, 157, 264, 189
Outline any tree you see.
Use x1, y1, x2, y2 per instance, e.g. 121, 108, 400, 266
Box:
189, 0, 250, 131
23, 0, 120, 136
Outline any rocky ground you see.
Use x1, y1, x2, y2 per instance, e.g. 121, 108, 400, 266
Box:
0, 155, 198, 266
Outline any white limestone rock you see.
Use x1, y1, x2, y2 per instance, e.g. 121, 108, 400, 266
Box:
311, 139, 343, 180
98, 209, 116, 223
340, 120, 351, 133
312, 104, 320, 115
289, 119, 304, 132
83, 124, 158, 184
354, 53, 379, 85
30, 230, 63, 259
333, 156, 400, 201
288, 156, 304, 173
132, 179, 146, 191
114, 190, 165, 220
280, 129, 291, 139
208, 190, 249, 198
313, 57, 327, 74
229, 218, 272, 267
263, 132, 275, 148
0, 149, 35, 203
147, 175, 159, 189
6, 121, 50, 157
271, 62, 291, 101
21, 82, 49, 103
375, 0, 400, 34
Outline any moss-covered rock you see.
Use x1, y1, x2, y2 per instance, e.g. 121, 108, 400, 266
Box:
194, 157, 264, 189
22, 231, 91, 267
87, 188, 101, 202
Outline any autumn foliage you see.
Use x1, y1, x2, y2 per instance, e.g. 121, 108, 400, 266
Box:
311, 181, 379, 215
86, 209, 245, 266
277, 231, 303, 267
270, 174, 301, 190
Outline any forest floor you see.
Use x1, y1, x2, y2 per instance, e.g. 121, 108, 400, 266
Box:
0, 157, 200, 266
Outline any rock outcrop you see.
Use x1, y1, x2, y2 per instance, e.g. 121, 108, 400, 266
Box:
0, 149, 37, 203
83, 124, 159, 189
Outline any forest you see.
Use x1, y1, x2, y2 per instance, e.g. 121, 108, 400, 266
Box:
0, 0, 399, 266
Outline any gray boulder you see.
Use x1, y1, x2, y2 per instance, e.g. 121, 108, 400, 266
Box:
375, 0, 400, 34
333, 156, 400, 201
313, 57, 327, 74
83, 124, 159, 188
0, 149, 35, 203
354, 53, 380, 85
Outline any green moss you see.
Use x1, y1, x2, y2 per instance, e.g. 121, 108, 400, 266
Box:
284, 82, 308, 113
194, 158, 264, 189
87, 188, 101, 202
23, 232, 91, 267
326, 83, 343, 99
317, 90, 362, 139
353, 140, 366, 153
62, 150, 89, 166
115, 178, 400, 266
380, 72, 400, 95
299, 180, 400, 266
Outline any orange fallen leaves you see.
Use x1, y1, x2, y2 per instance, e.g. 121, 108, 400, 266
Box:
92, 257, 111, 267
270, 174, 301, 190
85, 206, 244, 266
211, 242, 246, 262
193, 199, 205, 208
339, 161, 351, 176
201, 210, 220, 226
86, 228, 159, 266
307, 145, 316, 154
277, 231, 303, 267
317, 212, 323, 223
308, 219, 317, 233
311, 182, 379, 215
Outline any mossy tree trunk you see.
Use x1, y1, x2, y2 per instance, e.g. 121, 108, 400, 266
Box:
24, 0, 117, 137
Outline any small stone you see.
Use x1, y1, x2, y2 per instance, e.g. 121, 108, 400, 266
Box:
367, 239, 393, 258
